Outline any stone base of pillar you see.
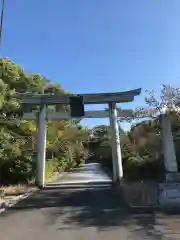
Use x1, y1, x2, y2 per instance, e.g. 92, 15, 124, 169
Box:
166, 172, 180, 182
158, 182, 180, 207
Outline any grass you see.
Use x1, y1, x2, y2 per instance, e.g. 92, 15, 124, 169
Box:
0, 171, 63, 198
0, 184, 36, 197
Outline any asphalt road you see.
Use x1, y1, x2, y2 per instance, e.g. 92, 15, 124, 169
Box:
0, 163, 180, 239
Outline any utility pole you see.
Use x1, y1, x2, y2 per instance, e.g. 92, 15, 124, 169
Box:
0, 0, 5, 50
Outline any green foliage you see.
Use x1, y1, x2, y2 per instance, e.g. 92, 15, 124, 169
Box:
45, 160, 59, 182
0, 58, 88, 185
89, 117, 178, 181
1, 59, 180, 185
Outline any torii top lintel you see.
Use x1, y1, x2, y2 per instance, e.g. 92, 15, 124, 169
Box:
18, 88, 141, 105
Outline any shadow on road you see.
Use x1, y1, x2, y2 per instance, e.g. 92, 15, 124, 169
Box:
1, 183, 179, 238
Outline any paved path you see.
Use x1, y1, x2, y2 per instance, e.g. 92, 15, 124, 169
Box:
0, 163, 180, 239
53, 162, 112, 185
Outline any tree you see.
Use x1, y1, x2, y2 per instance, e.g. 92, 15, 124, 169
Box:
121, 84, 180, 180
0, 58, 88, 185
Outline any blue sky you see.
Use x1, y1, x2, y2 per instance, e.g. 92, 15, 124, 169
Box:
1, 0, 180, 130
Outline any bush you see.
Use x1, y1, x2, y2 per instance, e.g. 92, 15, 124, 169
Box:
45, 160, 59, 182
123, 156, 165, 182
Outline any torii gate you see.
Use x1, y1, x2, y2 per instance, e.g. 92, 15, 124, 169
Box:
16, 89, 141, 188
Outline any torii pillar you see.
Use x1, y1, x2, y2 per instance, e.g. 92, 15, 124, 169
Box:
161, 112, 179, 181
109, 103, 123, 183
36, 104, 47, 188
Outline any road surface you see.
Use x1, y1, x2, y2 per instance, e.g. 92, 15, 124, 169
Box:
0, 163, 180, 239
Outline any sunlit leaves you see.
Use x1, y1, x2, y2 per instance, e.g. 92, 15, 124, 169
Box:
145, 84, 180, 113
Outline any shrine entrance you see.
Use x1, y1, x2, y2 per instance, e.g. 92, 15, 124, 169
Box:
16, 89, 141, 187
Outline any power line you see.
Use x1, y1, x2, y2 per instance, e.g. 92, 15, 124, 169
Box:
0, 0, 5, 51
